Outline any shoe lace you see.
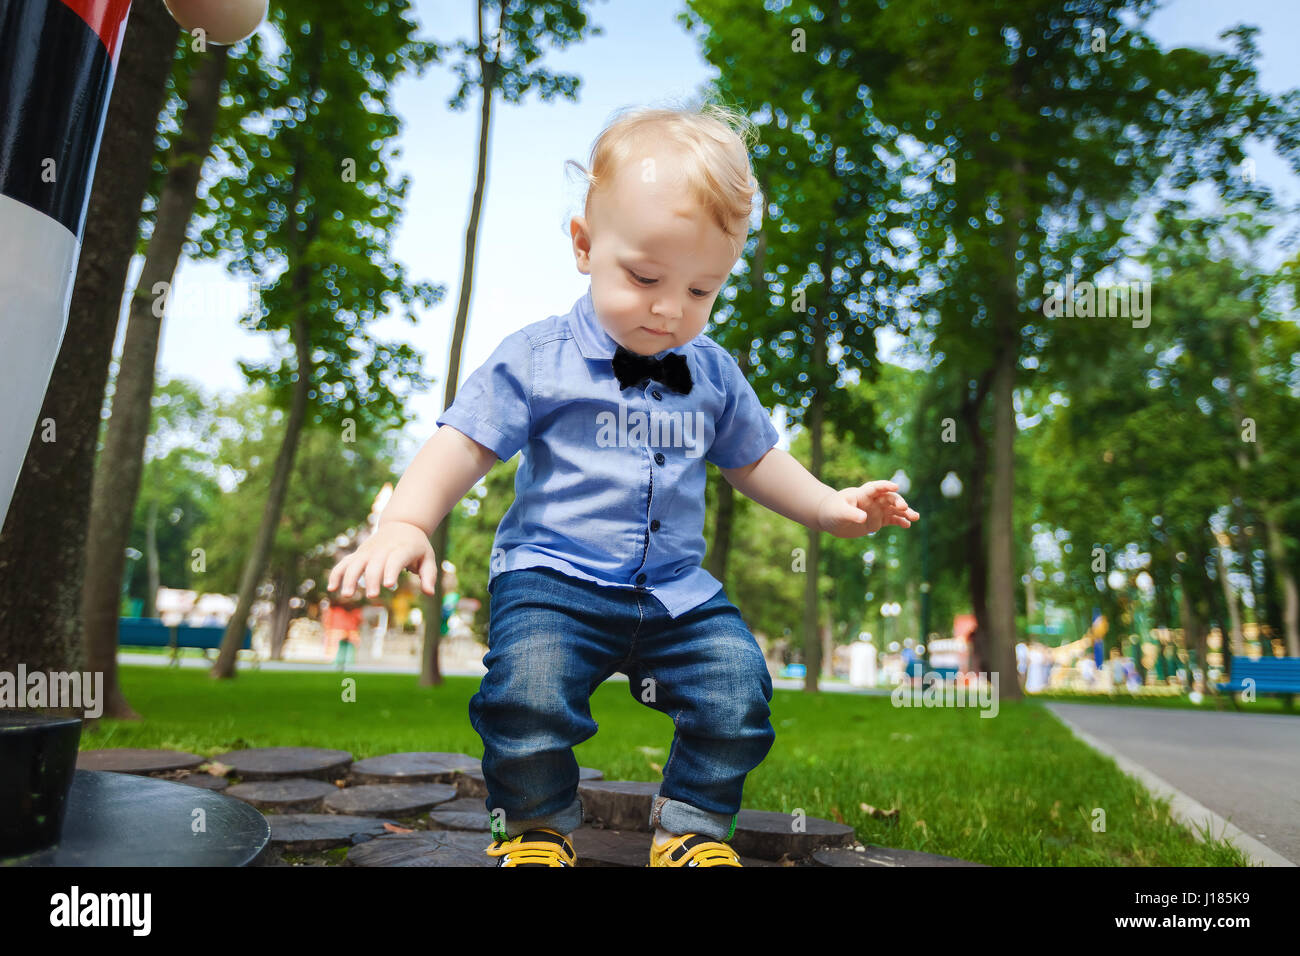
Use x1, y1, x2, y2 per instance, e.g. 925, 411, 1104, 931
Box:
662, 835, 741, 867
486, 833, 574, 866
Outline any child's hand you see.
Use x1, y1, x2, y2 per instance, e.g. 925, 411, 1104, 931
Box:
328, 521, 439, 599
817, 480, 919, 537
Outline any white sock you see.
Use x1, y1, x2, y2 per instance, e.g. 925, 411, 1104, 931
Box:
653, 826, 678, 847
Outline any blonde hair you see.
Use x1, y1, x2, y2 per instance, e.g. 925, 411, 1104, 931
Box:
566, 97, 759, 261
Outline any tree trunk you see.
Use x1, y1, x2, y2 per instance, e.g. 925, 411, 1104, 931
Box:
987, 308, 1021, 700
709, 204, 767, 588
82, 43, 229, 711
709, 466, 737, 587
144, 497, 160, 618
0, 5, 179, 698
425, 514, 449, 688
1215, 539, 1244, 657
960, 370, 992, 675
801, 315, 827, 693
1177, 575, 1199, 685
1260, 509, 1300, 657
210, 309, 313, 678
1024, 571, 1036, 633
1259, 521, 1283, 650
423, 27, 499, 688
269, 564, 292, 660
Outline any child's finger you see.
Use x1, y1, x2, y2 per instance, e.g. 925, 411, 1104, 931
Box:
418, 550, 437, 595
381, 551, 407, 590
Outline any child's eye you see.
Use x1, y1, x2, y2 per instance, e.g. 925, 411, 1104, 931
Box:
627, 269, 711, 298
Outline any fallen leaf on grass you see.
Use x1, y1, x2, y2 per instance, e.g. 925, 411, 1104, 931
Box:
382, 823, 414, 834
859, 803, 900, 821
200, 761, 233, 777
829, 806, 846, 824
648, 762, 662, 773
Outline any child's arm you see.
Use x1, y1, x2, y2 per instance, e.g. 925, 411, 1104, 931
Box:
329, 425, 497, 597
719, 448, 838, 529
380, 424, 499, 536
720, 448, 918, 535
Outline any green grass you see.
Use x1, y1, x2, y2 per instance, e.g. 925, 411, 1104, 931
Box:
1033, 688, 1297, 715
82, 664, 1258, 866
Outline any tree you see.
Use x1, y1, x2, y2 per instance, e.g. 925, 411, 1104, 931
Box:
82, 34, 234, 720
0, 2, 180, 690
197, 0, 442, 678
679, 0, 911, 692
422, 0, 602, 686
790, 0, 1296, 700
191, 384, 401, 657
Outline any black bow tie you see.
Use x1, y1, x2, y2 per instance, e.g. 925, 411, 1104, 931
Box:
612, 344, 693, 394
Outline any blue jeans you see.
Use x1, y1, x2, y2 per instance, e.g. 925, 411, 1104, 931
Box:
469, 566, 775, 842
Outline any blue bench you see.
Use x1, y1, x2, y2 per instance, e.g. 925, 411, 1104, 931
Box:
1216, 656, 1299, 711
901, 661, 959, 682
118, 617, 254, 668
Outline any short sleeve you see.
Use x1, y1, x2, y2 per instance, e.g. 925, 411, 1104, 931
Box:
705, 352, 780, 469
435, 329, 533, 462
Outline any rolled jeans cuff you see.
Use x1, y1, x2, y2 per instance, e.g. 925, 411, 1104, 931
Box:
493, 794, 585, 841
649, 793, 736, 843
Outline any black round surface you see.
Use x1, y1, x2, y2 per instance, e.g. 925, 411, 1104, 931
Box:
1, 770, 270, 867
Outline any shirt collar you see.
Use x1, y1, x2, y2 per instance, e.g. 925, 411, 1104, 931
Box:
570, 282, 690, 361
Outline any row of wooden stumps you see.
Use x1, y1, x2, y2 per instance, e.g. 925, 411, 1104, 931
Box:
75, 747, 984, 867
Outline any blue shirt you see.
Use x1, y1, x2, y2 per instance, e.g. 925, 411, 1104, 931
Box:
435, 283, 781, 618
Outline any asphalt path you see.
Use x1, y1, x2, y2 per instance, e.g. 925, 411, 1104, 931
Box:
1044, 702, 1299, 865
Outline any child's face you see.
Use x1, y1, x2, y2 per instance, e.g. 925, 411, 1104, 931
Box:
571, 151, 746, 356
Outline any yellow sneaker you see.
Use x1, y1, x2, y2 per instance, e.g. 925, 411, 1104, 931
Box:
485, 828, 577, 867
649, 832, 742, 867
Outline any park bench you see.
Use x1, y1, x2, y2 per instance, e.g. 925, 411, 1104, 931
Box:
118, 617, 258, 668
1215, 655, 1299, 711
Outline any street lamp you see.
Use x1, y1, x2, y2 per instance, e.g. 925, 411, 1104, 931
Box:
122, 547, 143, 617
881, 600, 901, 660
918, 471, 963, 674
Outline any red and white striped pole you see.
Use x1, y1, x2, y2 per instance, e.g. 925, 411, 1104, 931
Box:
0, 0, 265, 527
0, 0, 133, 525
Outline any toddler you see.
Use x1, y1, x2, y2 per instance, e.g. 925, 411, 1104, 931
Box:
329, 102, 919, 866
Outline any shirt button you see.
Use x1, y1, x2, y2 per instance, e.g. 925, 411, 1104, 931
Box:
650, 519, 660, 531
636, 573, 647, 584
652, 390, 662, 400
654, 452, 665, 465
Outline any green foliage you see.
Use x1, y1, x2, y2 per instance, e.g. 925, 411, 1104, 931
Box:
188, 0, 445, 433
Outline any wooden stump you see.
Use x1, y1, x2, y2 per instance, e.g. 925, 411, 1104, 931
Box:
728, 809, 856, 861
571, 826, 650, 867
347, 830, 494, 867
76, 748, 205, 775
213, 746, 353, 781
163, 772, 228, 791
426, 797, 494, 832
267, 813, 403, 852
813, 845, 987, 867
322, 783, 458, 818
578, 780, 661, 831
224, 778, 339, 812
348, 752, 480, 785
452, 768, 488, 798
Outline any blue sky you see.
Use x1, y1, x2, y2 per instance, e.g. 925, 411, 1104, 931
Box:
129, 0, 1300, 471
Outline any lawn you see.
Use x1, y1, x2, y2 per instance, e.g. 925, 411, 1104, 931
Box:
1032, 687, 1297, 714
80, 664, 1256, 866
